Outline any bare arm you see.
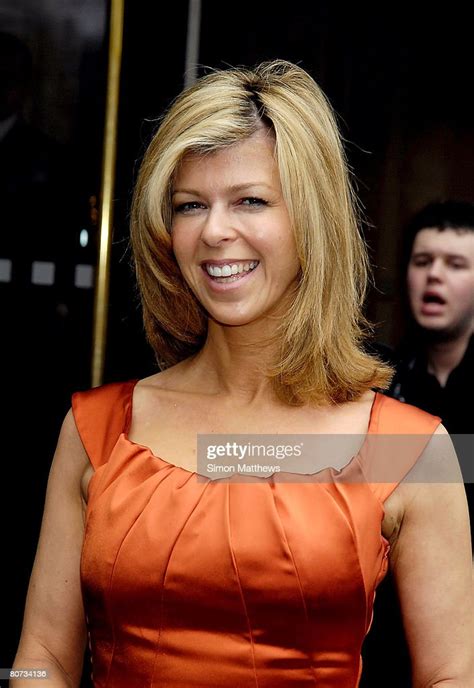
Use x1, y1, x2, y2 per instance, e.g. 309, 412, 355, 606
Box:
390, 424, 473, 687
11, 409, 91, 687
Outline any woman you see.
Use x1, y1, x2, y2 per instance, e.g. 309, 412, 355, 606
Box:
13, 60, 472, 687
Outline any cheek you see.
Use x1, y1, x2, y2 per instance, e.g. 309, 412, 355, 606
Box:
451, 277, 474, 306
171, 230, 190, 265
276, 229, 299, 268
407, 268, 422, 297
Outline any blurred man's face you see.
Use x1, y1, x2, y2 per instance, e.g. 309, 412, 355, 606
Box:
407, 228, 474, 338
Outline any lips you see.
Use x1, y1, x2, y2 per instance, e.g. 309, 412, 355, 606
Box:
203, 261, 259, 278
199, 259, 260, 293
422, 291, 446, 305
420, 291, 447, 316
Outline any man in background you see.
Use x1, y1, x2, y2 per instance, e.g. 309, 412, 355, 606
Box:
389, 200, 473, 440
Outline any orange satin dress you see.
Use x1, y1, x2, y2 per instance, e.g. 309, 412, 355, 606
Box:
72, 380, 440, 687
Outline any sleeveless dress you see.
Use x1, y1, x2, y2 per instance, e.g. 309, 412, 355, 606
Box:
72, 381, 441, 688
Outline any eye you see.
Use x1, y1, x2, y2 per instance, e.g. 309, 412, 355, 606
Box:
173, 201, 205, 214
448, 260, 467, 269
240, 197, 268, 207
411, 257, 430, 267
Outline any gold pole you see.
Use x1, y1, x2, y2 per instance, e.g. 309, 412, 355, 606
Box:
91, 0, 125, 387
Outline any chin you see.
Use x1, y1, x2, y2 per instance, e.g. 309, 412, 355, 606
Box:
416, 317, 445, 328
417, 321, 449, 334
415, 312, 448, 328
208, 313, 256, 327
417, 322, 463, 342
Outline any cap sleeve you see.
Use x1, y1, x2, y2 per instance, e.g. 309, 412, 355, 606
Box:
359, 394, 442, 503
71, 380, 137, 470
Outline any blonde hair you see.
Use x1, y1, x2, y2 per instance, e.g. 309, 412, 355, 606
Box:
131, 59, 393, 405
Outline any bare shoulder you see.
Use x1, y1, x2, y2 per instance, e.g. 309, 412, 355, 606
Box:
346, 388, 376, 410
54, 409, 94, 506
327, 388, 377, 432
55, 409, 92, 477
356, 388, 377, 413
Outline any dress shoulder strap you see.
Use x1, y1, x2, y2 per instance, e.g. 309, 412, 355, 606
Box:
360, 393, 442, 503
71, 380, 137, 470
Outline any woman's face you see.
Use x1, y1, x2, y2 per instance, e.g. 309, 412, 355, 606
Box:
170, 130, 300, 327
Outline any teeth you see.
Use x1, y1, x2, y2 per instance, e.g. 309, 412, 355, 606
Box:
205, 261, 258, 278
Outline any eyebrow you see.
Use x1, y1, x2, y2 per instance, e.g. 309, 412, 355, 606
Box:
411, 251, 469, 261
172, 182, 274, 196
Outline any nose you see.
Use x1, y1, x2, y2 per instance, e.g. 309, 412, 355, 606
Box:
200, 205, 238, 247
427, 258, 444, 281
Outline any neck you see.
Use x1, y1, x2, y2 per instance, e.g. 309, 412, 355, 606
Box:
425, 330, 472, 387
187, 318, 282, 405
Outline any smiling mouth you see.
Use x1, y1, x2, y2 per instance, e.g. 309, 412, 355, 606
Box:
203, 260, 259, 282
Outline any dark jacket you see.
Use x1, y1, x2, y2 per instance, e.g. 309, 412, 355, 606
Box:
388, 333, 474, 435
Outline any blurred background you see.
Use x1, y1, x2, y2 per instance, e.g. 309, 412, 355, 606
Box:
1, 0, 472, 684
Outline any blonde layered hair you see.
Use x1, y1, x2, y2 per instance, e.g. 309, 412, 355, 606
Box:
131, 59, 393, 405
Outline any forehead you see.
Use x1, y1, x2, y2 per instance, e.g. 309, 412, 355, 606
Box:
412, 227, 474, 258
172, 131, 278, 190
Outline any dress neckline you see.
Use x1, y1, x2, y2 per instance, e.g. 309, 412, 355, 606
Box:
121, 379, 383, 479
